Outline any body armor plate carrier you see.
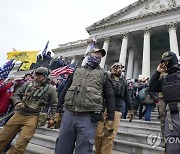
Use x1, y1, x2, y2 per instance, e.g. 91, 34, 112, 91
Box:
162, 71, 180, 102
111, 78, 125, 98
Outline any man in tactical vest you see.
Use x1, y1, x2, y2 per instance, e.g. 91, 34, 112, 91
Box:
149, 51, 180, 153
0, 67, 58, 154
55, 48, 115, 154
95, 62, 134, 154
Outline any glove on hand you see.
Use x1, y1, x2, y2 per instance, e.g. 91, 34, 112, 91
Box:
47, 116, 55, 129
128, 110, 134, 122
15, 102, 24, 110
104, 120, 114, 136
54, 113, 61, 129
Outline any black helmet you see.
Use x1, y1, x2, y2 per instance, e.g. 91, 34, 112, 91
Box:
161, 51, 178, 69
35, 67, 50, 76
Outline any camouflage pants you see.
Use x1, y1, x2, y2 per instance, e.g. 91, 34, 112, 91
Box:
0, 112, 38, 154
165, 113, 180, 154
95, 111, 122, 154
158, 99, 166, 141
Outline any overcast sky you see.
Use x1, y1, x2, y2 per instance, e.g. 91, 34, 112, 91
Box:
0, 0, 137, 67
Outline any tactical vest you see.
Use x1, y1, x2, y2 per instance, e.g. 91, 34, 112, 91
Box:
162, 71, 180, 102
64, 68, 105, 112
111, 77, 126, 98
162, 71, 180, 131
22, 82, 50, 112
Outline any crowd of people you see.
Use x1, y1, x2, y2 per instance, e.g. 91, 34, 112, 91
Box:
0, 49, 179, 154
29, 51, 71, 71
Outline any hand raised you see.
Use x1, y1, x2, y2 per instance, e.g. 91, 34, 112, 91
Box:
157, 63, 167, 74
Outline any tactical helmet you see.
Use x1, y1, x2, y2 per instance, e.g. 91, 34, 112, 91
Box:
110, 62, 124, 70
35, 67, 50, 76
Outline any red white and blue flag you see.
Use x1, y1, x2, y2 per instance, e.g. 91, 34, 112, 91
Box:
0, 59, 15, 79
51, 62, 76, 78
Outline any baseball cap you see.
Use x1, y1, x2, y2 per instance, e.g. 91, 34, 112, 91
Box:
161, 51, 177, 63
91, 48, 106, 57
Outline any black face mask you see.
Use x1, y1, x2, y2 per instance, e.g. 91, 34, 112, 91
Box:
167, 64, 180, 74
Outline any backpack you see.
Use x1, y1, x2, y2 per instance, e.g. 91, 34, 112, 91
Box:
138, 87, 154, 104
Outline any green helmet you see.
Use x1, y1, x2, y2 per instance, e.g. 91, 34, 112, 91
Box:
35, 67, 50, 76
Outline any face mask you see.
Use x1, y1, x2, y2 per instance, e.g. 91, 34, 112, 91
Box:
87, 55, 101, 67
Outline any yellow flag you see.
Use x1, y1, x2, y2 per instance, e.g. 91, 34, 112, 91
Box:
7, 51, 38, 63
19, 62, 33, 71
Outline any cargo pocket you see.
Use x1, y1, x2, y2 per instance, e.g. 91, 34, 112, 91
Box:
37, 112, 48, 128
64, 86, 77, 102
87, 139, 95, 153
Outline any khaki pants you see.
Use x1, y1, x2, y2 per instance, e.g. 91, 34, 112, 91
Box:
95, 111, 122, 154
0, 112, 38, 154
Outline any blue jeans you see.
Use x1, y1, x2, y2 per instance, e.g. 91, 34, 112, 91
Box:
55, 108, 97, 154
144, 104, 153, 121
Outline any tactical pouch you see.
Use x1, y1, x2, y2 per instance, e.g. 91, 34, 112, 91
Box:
168, 102, 179, 114
37, 112, 48, 127
91, 112, 103, 123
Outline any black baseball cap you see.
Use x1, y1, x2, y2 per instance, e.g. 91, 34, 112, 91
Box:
91, 48, 106, 57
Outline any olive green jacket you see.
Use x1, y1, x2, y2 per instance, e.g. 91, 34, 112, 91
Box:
12, 80, 58, 116
64, 67, 105, 112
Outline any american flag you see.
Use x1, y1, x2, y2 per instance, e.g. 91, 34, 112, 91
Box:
42, 41, 49, 56
0, 59, 15, 79
3, 58, 14, 69
51, 62, 76, 78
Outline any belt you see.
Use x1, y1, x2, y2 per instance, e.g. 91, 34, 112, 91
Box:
65, 108, 92, 116
70, 112, 92, 116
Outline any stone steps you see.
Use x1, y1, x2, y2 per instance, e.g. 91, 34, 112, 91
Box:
113, 139, 164, 154
1, 109, 164, 154
119, 122, 161, 135
24, 142, 54, 154
116, 131, 163, 147
120, 119, 160, 129
133, 116, 160, 122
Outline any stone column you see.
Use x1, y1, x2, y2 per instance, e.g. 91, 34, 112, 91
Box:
142, 27, 151, 78
126, 48, 134, 79
119, 33, 129, 67
167, 22, 179, 56
81, 40, 92, 66
133, 58, 139, 79
100, 37, 110, 69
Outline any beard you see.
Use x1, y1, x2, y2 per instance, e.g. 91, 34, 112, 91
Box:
111, 70, 121, 77
34, 80, 42, 87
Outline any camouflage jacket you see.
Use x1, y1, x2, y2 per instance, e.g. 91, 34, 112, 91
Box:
12, 80, 58, 116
